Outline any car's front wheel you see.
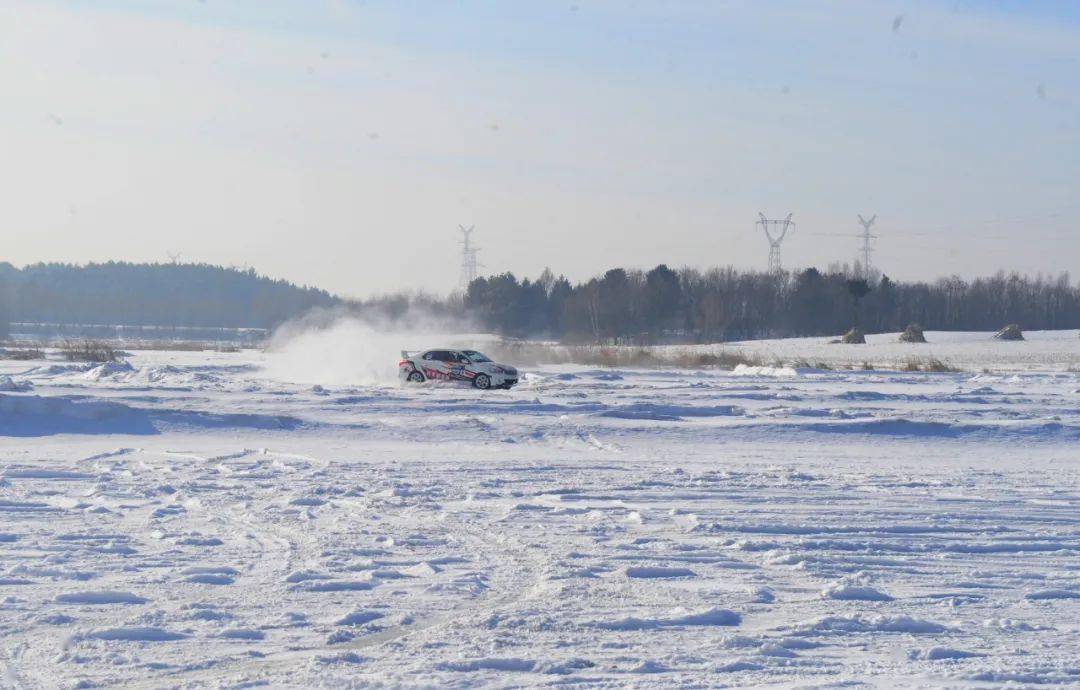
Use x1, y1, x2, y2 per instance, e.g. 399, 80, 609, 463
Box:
407, 370, 425, 383
473, 373, 491, 390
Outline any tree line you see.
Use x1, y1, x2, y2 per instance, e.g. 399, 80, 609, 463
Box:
462, 265, 1080, 343
0, 261, 337, 333
2, 260, 1077, 344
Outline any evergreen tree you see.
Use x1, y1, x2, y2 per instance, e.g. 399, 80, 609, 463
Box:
845, 279, 872, 327
642, 264, 685, 340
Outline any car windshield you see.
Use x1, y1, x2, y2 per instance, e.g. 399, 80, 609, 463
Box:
462, 350, 491, 363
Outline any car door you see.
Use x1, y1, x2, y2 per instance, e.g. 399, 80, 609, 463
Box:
446, 350, 475, 382
436, 351, 460, 380
420, 350, 448, 380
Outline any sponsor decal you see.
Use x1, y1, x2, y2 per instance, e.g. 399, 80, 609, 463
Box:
450, 366, 477, 380
418, 365, 479, 383
422, 367, 452, 380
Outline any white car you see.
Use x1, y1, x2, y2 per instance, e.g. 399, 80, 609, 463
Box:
398, 348, 519, 390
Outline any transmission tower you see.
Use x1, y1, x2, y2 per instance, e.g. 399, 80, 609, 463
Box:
755, 213, 795, 272
857, 214, 877, 279
458, 225, 481, 290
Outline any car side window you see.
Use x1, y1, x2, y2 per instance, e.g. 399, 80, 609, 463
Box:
452, 351, 469, 363
423, 351, 435, 360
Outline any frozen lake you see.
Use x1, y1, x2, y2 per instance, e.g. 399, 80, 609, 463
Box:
1, 335, 1078, 687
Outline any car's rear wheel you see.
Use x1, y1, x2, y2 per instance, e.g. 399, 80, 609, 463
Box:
473, 373, 491, 390
407, 370, 424, 383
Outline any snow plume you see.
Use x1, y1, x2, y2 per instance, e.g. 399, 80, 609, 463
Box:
262, 306, 495, 386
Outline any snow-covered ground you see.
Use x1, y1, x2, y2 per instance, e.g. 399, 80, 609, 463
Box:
1, 333, 1078, 688
681, 328, 1080, 372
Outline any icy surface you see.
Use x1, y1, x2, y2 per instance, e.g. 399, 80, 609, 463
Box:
0, 338, 1078, 687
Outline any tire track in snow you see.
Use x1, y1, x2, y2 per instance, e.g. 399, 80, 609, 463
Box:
122, 501, 550, 689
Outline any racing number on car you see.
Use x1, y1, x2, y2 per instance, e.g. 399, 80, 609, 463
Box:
450, 365, 476, 381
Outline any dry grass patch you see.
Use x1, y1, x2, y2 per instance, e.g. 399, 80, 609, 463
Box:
901, 357, 960, 373
0, 347, 46, 361
121, 340, 248, 352
60, 339, 123, 363
791, 358, 834, 370
484, 342, 765, 370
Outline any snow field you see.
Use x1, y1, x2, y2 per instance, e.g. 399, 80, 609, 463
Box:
0, 336, 1077, 687
679, 328, 1080, 373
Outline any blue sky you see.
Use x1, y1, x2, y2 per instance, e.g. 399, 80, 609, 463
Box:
1, 0, 1077, 296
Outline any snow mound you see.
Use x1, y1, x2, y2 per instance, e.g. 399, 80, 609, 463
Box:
182, 566, 237, 585
26, 363, 93, 376
87, 626, 188, 642
0, 394, 157, 436
597, 607, 740, 630
302, 580, 374, 592
219, 627, 265, 640
130, 365, 225, 387
83, 361, 135, 380
313, 652, 365, 666
909, 646, 983, 660
288, 496, 327, 506
624, 566, 695, 579
821, 582, 893, 601
670, 608, 742, 626
757, 643, 797, 658
749, 587, 775, 603
796, 614, 949, 634
591, 372, 623, 381
284, 570, 329, 584
0, 376, 32, 392
55, 591, 147, 605
438, 658, 537, 673
1025, 589, 1079, 600
336, 609, 384, 626
716, 660, 764, 672
185, 573, 235, 585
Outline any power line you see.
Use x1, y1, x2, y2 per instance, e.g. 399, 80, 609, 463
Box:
802, 207, 1074, 241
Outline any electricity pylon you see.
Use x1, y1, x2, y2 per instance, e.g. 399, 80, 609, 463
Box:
458, 225, 481, 290
756, 213, 795, 273
857, 214, 877, 279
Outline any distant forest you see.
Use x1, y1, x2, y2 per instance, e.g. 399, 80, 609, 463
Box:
458, 266, 1080, 343
0, 262, 337, 336
2, 261, 1078, 344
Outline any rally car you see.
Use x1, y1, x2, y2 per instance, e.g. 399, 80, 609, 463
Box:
398, 348, 519, 390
